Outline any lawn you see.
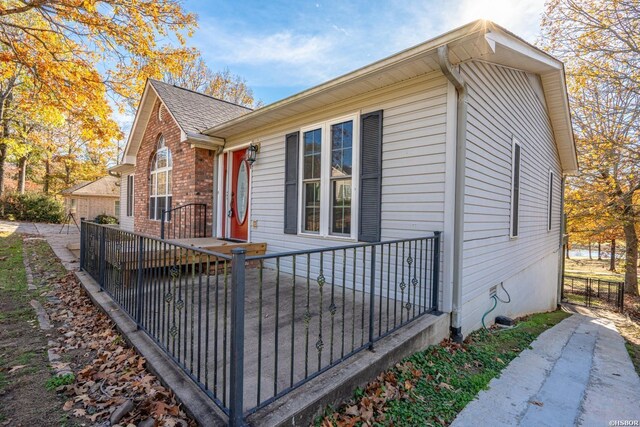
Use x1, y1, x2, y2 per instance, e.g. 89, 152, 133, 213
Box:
317, 310, 570, 426
564, 257, 624, 282
0, 231, 73, 426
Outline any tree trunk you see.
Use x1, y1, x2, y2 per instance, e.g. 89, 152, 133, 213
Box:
588, 242, 592, 260
566, 240, 571, 259
0, 143, 6, 197
598, 241, 602, 260
17, 156, 27, 194
610, 239, 616, 272
623, 222, 639, 295
43, 158, 50, 194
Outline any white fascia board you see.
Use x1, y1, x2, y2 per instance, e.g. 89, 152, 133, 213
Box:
109, 162, 135, 173
187, 132, 225, 150
485, 31, 562, 70
121, 83, 154, 159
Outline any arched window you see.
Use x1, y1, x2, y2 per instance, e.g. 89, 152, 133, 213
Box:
149, 135, 172, 220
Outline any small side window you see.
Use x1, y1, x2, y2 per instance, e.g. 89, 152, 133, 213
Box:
510, 139, 521, 238
548, 170, 554, 231
126, 175, 134, 217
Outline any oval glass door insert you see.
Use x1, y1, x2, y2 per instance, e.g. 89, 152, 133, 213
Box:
236, 160, 249, 224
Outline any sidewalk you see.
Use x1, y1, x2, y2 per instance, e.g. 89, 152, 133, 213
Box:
452, 309, 640, 426
0, 220, 80, 270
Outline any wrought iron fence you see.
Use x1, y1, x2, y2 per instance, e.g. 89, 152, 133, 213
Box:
80, 221, 441, 426
160, 203, 208, 240
562, 275, 624, 312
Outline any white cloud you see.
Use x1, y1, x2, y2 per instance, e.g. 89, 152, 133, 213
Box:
195, 20, 342, 85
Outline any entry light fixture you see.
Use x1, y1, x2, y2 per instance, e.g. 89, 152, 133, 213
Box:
246, 143, 260, 166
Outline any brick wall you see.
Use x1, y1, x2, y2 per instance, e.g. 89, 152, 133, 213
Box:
133, 100, 214, 237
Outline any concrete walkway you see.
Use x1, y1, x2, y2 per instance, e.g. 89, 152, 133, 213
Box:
0, 220, 80, 270
452, 311, 640, 427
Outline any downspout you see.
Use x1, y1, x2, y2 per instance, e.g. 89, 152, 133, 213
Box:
557, 175, 567, 306
437, 45, 467, 343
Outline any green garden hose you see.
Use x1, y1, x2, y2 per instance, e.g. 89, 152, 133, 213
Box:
481, 295, 498, 330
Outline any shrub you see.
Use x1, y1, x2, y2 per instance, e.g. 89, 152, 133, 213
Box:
0, 193, 65, 223
94, 214, 118, 225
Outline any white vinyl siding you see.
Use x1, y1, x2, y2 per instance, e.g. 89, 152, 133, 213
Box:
119, 174, 134, 231
460, 61, 562, 328
239, 71, 448, 285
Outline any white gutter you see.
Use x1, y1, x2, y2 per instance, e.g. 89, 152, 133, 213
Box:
437, 45, 467, 343
185, 132, 225, 147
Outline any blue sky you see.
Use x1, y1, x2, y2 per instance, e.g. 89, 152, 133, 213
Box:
185, 0, 547, 104
114, 0, 547, 134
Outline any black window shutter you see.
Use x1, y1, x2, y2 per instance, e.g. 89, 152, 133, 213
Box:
284, 131, 299, 234
359, 110, 383, 242
127, 175, 134, 216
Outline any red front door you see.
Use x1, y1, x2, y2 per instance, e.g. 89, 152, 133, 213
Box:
228, 149, 249, 241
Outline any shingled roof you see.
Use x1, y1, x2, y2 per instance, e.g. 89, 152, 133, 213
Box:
148, 79, 252, 136
61, 176, 119, 197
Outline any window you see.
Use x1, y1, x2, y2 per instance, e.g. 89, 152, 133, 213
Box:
548, 170, 554, 231
330, 121, 353, 235
299, 115, 358, 238
70, 198, 77, 213
149, 135, 172, 220
303, 128, 322, 233
115, 200, 120, 216
126, 175, 134, 217
510, 139, 521, 238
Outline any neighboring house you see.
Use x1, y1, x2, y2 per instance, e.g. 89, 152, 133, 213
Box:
110, 20, 577, 337
61, 175, 120, 221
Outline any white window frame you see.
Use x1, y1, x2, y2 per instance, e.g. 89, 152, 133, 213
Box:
149, 136, 172, 221
297, 113, 360, 240
547, 169, 554, 231
510, 138, 522, 239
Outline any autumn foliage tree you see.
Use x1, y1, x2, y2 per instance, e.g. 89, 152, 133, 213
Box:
0, 0, 199, 195
542, 0, 640, 295
164, 58, 262, 108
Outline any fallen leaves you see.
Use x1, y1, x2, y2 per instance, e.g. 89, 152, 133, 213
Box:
320, 341, 470, 426
45, 273, 194, 426
8, 365, 26, 373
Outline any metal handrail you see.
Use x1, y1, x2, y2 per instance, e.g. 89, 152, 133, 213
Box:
246, 233, 439, 260
84, 219, 231, 260
160, 203, 207, 240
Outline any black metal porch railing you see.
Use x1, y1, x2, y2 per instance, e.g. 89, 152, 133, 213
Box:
562, 275, 624, 312
160, 203, 207, 240
79, 221, 441, 426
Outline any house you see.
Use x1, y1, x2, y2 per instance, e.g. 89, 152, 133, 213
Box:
110, 19, 577, 335
101, 20, 577, 424
61, 175, 120, 221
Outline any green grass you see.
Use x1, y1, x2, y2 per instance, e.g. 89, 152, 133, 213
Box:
15, 351, 36, 365
319, 310, 571, 426
45, 373, 75, 391
0, 232, 28, 298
